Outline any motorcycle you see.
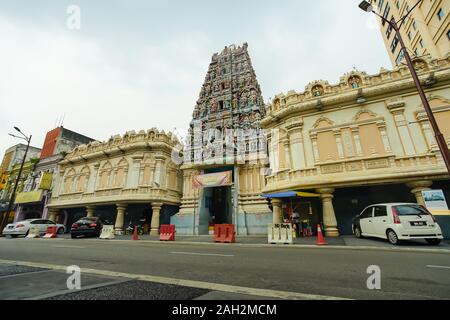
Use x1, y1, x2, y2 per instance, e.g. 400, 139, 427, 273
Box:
126, 222, 144, 235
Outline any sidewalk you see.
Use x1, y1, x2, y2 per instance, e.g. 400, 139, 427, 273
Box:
58, 234, 450, 251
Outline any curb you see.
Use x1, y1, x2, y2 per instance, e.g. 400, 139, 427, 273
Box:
18, 237, 450, 254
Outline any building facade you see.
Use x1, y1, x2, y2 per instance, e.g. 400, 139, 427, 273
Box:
13, 127, 95, 223
171, 43, 271, 235
370, 0, 449, 66
0, 144, 41, 226
47, 129, 182, 235
261, 55, 450, 238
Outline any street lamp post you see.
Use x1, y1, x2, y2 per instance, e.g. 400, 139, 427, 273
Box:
0, 127, 32, 235
358, 0, 450, 176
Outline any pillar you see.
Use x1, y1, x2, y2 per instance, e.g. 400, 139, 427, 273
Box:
48, 209, 59, 222
114, 204, 127, 235
316, 188, 340, 237
86, 206, 95, 218
150, 202, 163, 236
271, 198, 283, 224
407, 180, 433, 206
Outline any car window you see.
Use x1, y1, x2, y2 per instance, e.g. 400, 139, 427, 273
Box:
46, 220, 55, 224
360, 207, 373, 219
374, 206, 387, 217
394, 205, 430, 216
31, 220, 43, 224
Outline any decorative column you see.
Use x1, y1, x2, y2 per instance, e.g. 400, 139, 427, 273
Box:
287, 120, 306, 170
386, 99, 416, 156
407, 180, 433, 206
114, 204, 127, 235
48, 209, 59, 222
334, 130, 345, 159
86, 206, 95, 218
271, 198, 283, 224
150, 202, 163, 236
316, 188, 339, 237
283, 139, 292, 170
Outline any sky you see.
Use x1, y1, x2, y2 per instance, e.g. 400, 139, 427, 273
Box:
0, 0, 391, 155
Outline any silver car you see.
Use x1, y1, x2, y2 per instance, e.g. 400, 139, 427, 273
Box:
2, 219, 66, 238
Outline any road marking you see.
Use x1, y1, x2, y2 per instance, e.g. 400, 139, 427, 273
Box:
171, 252, 234, 257
0, 269, 54, 280
0, 259, 350, 300
51, 245, 86, 249
427, 265, 450, 270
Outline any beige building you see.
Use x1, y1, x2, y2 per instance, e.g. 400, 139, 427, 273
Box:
370, 0, 449, 66
47, 129, 182, 235
261, 55, 450, 237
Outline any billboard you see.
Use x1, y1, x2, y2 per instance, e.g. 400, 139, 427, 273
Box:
422, 190, 449, 215
38, 172, 53, 190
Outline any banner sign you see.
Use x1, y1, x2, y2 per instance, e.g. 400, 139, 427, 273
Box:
15, 190, 44, 204
193, 171, 232, 189
422, 190, 449, 211
38, 172, 53, 190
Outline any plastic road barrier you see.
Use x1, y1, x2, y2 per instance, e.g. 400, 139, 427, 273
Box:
26, 226, 40, 239
268, 223, 293, 245
43, 226, 58, 238
160, 225, 176, 241
214, 224, 236, 243
100, 225, 115, 240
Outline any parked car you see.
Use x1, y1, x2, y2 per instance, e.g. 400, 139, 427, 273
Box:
352, 203, 443, 245
2, 219, 66, 238
70, 217, 104, 239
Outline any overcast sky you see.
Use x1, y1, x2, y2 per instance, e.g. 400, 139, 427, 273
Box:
0, 0, 391, 155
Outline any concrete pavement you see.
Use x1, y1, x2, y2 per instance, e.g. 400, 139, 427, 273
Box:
0, 237, 449, 300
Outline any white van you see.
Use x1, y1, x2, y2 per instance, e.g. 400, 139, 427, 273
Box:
352, 203, 444, 245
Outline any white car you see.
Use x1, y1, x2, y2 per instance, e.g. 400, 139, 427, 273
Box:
2, 219, 66, 238
352, 203, 444, 245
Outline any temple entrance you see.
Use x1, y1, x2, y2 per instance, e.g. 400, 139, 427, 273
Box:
210, 186, 232, 225
198, 186, 232, 235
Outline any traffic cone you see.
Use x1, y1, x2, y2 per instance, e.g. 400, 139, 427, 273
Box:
316, 224, 327, 246
133, 226, 139, 241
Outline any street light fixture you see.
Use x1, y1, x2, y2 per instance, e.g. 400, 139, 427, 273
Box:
0, 127, 33, 235
358, 0, 450, 176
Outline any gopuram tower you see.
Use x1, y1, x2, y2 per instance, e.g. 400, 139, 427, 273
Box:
171, 43, 272, 235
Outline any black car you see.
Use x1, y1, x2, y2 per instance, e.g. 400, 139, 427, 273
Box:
71, 217, 104, 238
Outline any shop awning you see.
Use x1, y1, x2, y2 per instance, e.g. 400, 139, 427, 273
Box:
261, 191, 321, 198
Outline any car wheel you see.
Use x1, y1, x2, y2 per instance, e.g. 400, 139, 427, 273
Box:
425, 239, 441, 246
71, 234, 77, 239
387, 229, 399, 245
354, 226, 362, 238
57, 228, 64, 235
10, 235, 18, 238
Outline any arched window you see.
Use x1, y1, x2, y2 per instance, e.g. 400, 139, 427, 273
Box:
114, 158, 129, 187
77, 166, 90, 192
63, 169, 76, 194
99, 162, 112, 189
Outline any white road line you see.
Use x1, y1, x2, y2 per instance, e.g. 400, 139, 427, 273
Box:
0, 259, 350, 300
171, 252, 234, 257
427, 265, 450, 270
51, 245, 86, 249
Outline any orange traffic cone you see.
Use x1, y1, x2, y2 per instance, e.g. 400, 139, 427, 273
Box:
316, 224, 327, 246
133, 226, 139, 241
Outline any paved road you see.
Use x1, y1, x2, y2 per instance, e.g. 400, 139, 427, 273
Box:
0, 237, 449, 300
